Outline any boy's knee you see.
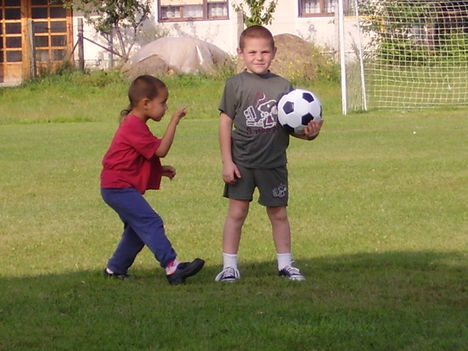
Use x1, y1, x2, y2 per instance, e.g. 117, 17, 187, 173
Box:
267, 206, 288, 222
229, 208, 248, 222
140, 213, 164, 228
228, 201, 249, 222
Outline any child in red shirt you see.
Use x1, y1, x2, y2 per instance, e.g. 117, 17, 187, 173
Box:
101, 75, 204, 285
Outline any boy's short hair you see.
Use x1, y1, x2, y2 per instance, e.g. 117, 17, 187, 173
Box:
239, 25, 275, 50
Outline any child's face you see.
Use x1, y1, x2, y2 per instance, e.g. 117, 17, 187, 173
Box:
238, 37, 276, 75
146, 88, 168, 121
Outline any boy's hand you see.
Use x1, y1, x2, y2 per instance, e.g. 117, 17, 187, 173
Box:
223, 162, 241, 184
303, 119, 323, 140
162, 165, 176, 180
172, 105, 188, 123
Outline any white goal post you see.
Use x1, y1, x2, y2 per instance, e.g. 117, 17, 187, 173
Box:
339, 0, 468, 113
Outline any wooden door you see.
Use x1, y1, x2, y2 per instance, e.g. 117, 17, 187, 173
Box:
0, 0, 73, 84
31, 0, 73, 75
0, 0, 25, 84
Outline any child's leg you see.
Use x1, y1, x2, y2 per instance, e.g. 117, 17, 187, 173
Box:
267, 205, 294, 269
267, 206, 305, 280
266, 206, 291, 254
215, 199, 249, 281
102, 188, 177, 271
107, 223, 145, 274
223, 199, 249, 255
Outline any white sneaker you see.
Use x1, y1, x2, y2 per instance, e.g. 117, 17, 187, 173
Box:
278, 265, 305, 281
214, 266, 240, 282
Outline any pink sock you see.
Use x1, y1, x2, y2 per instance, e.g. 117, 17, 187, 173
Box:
165, 259, 179, 275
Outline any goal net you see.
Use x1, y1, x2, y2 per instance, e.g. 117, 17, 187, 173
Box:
344, 0, 468, 111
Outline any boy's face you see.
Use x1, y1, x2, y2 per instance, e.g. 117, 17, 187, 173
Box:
146, 88, 168, 122
238, 37, 276, 75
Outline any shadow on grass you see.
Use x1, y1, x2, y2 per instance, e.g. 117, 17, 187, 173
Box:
1, 250, 466, 351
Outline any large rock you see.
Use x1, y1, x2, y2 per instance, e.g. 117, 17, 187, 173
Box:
124, 37, 231, 79
123, 55, 170, 81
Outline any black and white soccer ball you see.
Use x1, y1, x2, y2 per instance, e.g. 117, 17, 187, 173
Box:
277, 89, 322, 135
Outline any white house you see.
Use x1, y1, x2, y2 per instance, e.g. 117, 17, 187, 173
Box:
77, 0, 358, 68
0, 1, 357, 84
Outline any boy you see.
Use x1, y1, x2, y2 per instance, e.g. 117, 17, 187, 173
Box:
215, 26, 323, 282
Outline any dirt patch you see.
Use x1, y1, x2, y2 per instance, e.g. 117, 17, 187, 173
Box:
271, 34, 319, 81
236, 33, 325, 81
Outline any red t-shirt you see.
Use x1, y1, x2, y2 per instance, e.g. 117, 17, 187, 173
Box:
101, 115, 163, 194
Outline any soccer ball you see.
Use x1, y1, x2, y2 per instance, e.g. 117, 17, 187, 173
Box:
277, 89, 322, 135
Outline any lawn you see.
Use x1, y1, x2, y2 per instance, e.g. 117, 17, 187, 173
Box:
0, 72, 467, 351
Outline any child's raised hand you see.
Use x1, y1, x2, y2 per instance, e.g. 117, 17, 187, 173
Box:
162, 165, 176, 180
156, 106, 188, 158
172, 105, 188, 122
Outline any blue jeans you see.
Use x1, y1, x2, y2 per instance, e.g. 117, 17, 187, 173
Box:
101, 188, 177, 273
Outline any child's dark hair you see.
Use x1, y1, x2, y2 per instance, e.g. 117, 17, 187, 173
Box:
239, 25, 275, 50
120, 75, 167, 120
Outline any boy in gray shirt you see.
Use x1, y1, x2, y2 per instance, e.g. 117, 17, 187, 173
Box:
215, 26, 323, 282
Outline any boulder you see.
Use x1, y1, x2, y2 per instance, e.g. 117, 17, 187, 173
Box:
123, 55, 170, 81
124, 37, 231, 79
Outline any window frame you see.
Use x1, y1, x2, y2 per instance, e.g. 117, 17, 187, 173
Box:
158, 0, 229, 22
1, 0, 23, 63
30, 1, 71, 64
298, 0, 347, 17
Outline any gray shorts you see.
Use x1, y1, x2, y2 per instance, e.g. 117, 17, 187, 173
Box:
223, 165, 288, 207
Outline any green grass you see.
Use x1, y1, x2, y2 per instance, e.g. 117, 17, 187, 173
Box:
0, 70, 341, 124
0, 73, 467, 351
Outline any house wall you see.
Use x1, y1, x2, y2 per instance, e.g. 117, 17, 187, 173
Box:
268, 1, 338, 50
72, 1, 362, 69
72, 15, 116, 69
156, 11, 243, 56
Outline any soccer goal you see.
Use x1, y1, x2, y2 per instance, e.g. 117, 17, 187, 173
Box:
339, 0, 468, 113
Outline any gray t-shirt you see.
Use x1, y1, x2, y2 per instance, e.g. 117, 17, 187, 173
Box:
219, 71, 292, 168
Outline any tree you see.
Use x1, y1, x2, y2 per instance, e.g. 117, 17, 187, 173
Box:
63, 0, 151, 62
233, 0, 278, 27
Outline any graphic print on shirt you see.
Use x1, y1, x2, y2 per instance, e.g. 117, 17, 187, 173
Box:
243, 92, 278, 130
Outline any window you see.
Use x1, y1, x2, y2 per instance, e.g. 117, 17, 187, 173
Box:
299, 0, 349, 17
30, 0, 70, 65
0, 0, 22, 63
159, 0, 228, 21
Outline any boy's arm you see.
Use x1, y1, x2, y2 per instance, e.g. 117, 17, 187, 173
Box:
219, 112, 241, 184
155, 106, 187, 157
